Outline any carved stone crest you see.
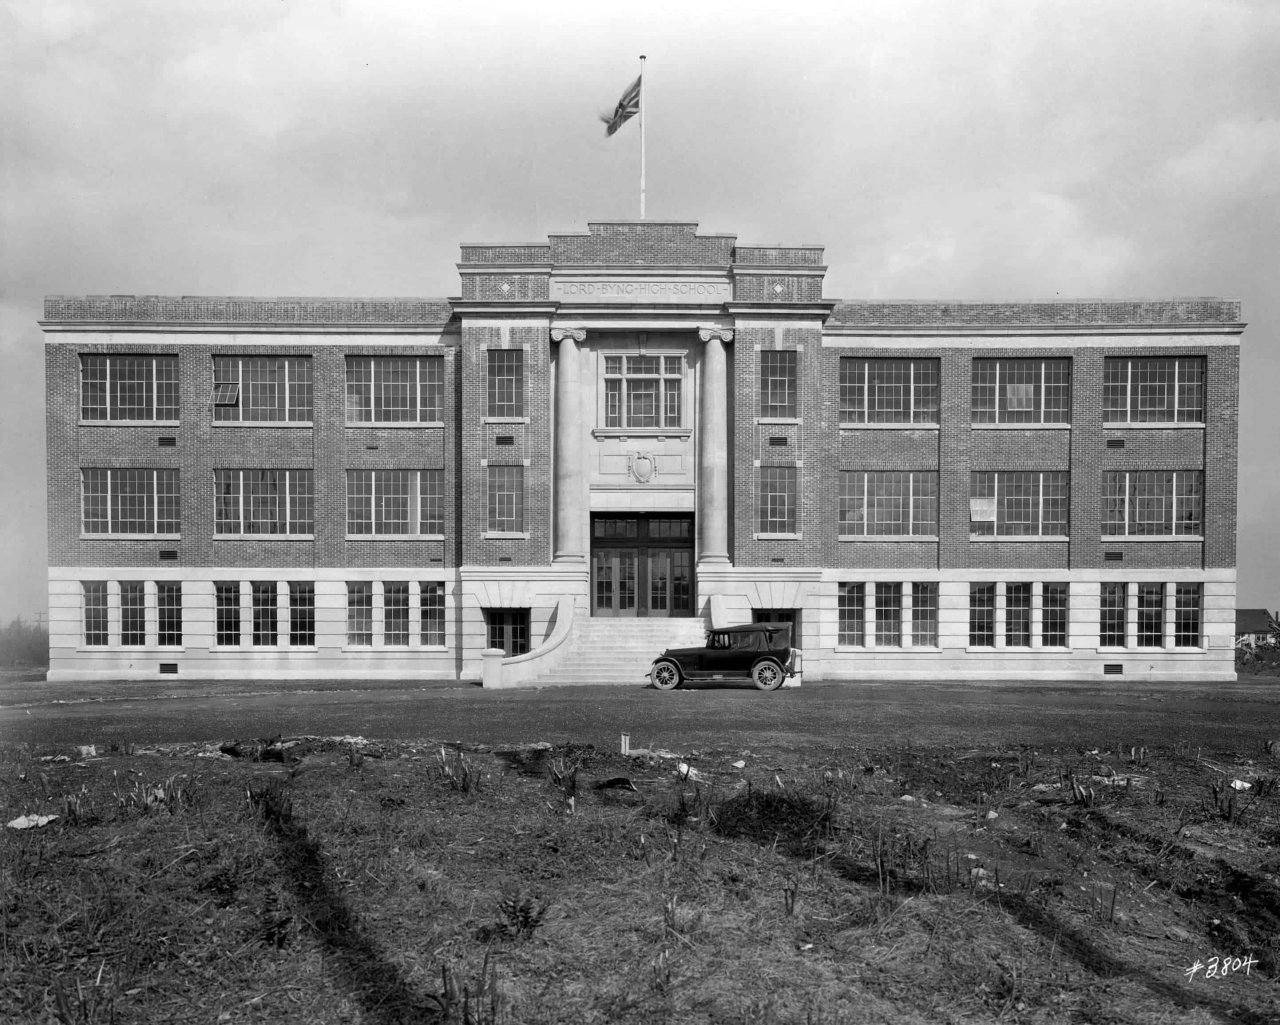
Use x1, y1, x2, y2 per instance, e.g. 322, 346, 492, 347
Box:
628, 452, 656, 483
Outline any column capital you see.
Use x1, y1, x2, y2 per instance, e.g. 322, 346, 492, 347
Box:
551, 328, 586, 343
698, 327, 734, 344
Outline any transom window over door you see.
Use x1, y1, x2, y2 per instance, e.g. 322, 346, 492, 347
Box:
602, 354, 683, 429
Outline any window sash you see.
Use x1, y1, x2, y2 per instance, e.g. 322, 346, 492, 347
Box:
383, 582, 410, 646
1005, 583, 1033, 647
969, 583, 996, 646
874, 583, 902, 646
120, 582, 146, 646
213, 357, 312, 422
1100, 582, 1128, 647
837, 583, 864, 646
251, 582, 278, 646
83, 582, 109, 646
1043, 583, 1069, 647
289, 583, 316, 646
487, 466, 524, 532
972, 359, 1071, 424
82, 469, 180, 535
602, 355, 683, 429
758, 466, 797, 533
420, 582, 445, 646
839, 471, 937, 536
970, 472, 1069, 536
912, 583, 939, 647
487, 351, 524, 418
346, 583, 373, 645
215, 583, 241, 645
1174, 583, 1201, 647
80, 355, 179, 421
1103, 358, 1205, 423
157, 582, 182, 647
1101, 471, 1203, 537
1136, 583, 1165, 647
759, 351, 797, 418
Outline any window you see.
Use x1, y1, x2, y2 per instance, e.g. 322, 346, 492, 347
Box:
839, 471, 937, 536
1043, 583, 1069, 648
972, 359, 1071, 424
215, 583, 240, 646
970, 583, 996, 646
970, 472, 1069, 537
347, 470, 442, 536
603, 354, 682, 429
1005, 583, 1032, 646
215, 470, 314, 535
421, 582, 445, 646
347, 583, 373, 646
83, 582, 108, 646
346, 356, 443, 423
82, 469, 180, 535
486, 609, 529, 656
251, 582, 277, 646
1101, 471, 1203, 537
1103, 358, 1204, 423
839, 358, 939, 424
384, 582, 409, 646
289, 583, 315, 646
758, 466, 797, 534
81, 355, 179, 422
912, 583, 939, 647
212, 356, 312, 422
1137, 584, 1165, 647
874, 583, 903, 646
487, 466, 524, 532
1100, 583, 1128, 647
157, 583, 182, 647
120, 582, 145, 646
487, 350, 524, 418
1175, 584, 1202, 647
759, 351, 797, 418
837, 584, 865, 646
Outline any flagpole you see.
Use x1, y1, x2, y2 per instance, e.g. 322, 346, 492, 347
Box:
639, 54, 646, 220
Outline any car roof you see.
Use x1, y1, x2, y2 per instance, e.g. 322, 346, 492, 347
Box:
713, 623, 787, 635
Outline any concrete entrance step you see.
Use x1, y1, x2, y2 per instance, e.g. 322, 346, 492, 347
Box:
531, 616, 708, 686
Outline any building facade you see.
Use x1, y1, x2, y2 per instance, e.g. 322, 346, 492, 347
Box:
44, 221, 1242, 683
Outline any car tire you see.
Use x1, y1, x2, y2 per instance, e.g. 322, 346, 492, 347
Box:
752, 660, 785, 691
650, 660, 682, 691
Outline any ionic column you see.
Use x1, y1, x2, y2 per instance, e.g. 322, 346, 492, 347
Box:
551, 328, 586, 563
698, 327, 733, 563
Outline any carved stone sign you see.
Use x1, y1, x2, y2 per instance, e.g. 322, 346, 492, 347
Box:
550, 277, 732, 304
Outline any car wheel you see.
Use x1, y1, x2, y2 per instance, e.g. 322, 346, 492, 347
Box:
752, 660, 784, 691
650, 660, 682, 691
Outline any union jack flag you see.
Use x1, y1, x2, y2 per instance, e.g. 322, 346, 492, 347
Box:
601, 75, 641, 136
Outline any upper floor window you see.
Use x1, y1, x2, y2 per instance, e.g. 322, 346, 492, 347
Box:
970, 471, 1069, 537
213, 356, 312, 422
603, 354, 682, 429
81, 355, 179, 422
82, 468, 180, 535
487, 350, 524, 418
759, 351, 797, 419
839, 471, 938, 536
758, 465, 797, 534
1103, 358, 1204, 424
972, 359, 1070, 424
347, 469, 444, 537
215, 469, 314, 536
839, 358, 939, 424
1102, 470, 1203, 537
487, 465, 524, 533
346, 356, 443, 424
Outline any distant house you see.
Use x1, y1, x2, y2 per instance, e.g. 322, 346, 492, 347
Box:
1236, 609, 1278, 648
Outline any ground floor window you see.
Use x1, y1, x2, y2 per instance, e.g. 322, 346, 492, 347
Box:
83, 582, 108, 646
347, 583, 373, 646
1043, 583, 1069, 648
421, 583, 445, 646
251, 582, 278, 646
1137, 583, 1165, 647
384, 582, 410, 646
486, 609, 530, 656
289, 583, 315, 646
157, 583, 182, 647
1175, 584, 1202, 648
120, 582, 146, 646
1005, 583, 1032, 647
838, 582, 940, 648
912, 583, 939, 647
1101, 583, 1128, 647
969, 583, 997, 646
216, 583, 240, 645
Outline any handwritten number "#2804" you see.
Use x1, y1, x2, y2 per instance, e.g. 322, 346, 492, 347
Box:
1184, 954, 1259, 981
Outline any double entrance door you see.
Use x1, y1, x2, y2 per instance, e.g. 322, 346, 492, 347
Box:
592, 514, 694, 617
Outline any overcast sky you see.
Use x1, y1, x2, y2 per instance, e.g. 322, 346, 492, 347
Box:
2, 0, 1277, 622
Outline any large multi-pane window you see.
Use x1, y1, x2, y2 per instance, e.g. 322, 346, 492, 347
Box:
212, 356, 312, 422
215, 470, 314, 535
487, 466, 524, 532
1100, 583, 1128, 647
1043, 583, 1069, 648
972, 359, 1071, 424
758, 466, 797, 534
80, 355, 179, 422
83, 582, 108, 646
347, 470, 443, 536
1103, 358, 1205, 423
839, 358, 939, 424
215, 583, 240, 646
384, 582, 410, 646
759, 351, 797, 418
1137, 584, 1165, 647
1101, 471, 1203, 537
1005, 583, 1032, 647
82, 469, 180, 535
837, 583, 865, 646
487, 350, 524, 418
969, 583, 997, 646
486, 609, 529, 656
347, 583, 373, 646
603, 354, 682, 429
874, 583, 903, 646
970, 472, 1069, 536
912, 583, 939, 647
120, 582, 146, 646
839, 471, 938, 536
345, 357, 443, 423
421, 582, 445, 646
251, 582, 278, 646
1175, 584, 1202, 648
157, 583, 182, 647
289, 583, 315, 646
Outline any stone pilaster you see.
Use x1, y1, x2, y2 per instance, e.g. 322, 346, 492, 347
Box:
551, 328, 586, 563
698, 327, 733, 563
